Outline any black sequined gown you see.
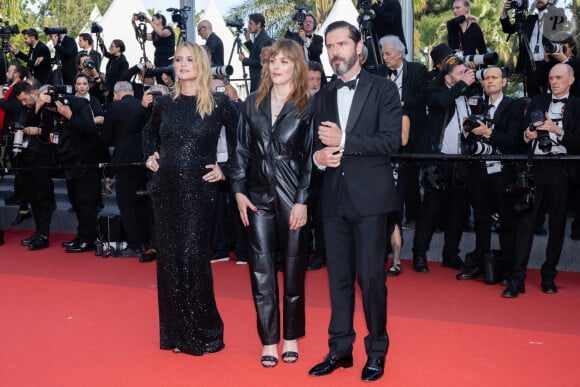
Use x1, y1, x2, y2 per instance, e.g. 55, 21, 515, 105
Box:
143, 93, 238, 355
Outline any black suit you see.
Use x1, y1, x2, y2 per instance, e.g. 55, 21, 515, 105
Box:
54, 35, 78, 85
15, 41, 51, 84
102, 95, 149, 250
315, 70, 401, 358
205, 32, 224, 66
243, 29, 270, 92
371, 0, 406, 51
511, 94, 580, 286
79, 48, 102, 73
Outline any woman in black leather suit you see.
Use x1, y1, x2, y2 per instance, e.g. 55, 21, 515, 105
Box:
231, 39, 314, 368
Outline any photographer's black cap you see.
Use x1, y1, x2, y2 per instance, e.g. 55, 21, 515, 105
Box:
430, 44, 454, 65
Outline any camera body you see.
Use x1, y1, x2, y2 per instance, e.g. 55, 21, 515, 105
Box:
12, 121, 29, 155
44, 27, 67, 35
357, 0, 372, 10
47, 85, 73, 107
0, 24, 19, 36
82, 58, 96, 71
292, 5, 312, 27
226, 19, 245, 30
144, 65, 174, 79
528, 109, 552, 153
90, 22, 103, 35
461, 96, 496, 155
507, 169, 536, 213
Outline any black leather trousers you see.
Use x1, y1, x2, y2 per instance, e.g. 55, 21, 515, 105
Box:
246, 198, 307, 345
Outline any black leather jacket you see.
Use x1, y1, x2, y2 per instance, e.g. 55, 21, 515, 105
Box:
230, 91, 314, 206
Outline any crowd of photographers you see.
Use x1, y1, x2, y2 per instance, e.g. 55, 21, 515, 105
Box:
0, 0, 579, 297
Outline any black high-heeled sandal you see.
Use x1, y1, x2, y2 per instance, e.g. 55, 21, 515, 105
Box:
261, 355, 278, 368
386, 263, 402, 277
281, 351, 299, 364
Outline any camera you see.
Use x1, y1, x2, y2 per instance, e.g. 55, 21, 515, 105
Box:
357, 0, 372, 10
82, 58, 96, 71
144, 65, 174, 78
420, 165, 448, 192
292, 5, 313, 26
508, 0, 528, 10
0, 24, 19, 36
44, 27, 67, 35
47, 85, 73, 107
463, 96, 489, 132
528, 109, 552, 153
95, 240, 111, 257
544, 42, 563, 54
134, 12, 147, 22
455, 51, 499, 66
149, 91, 162, 99
167, 7, 190, 28
211, 65, 233, 77
226, 19, 245, 30
506, 170, 535, 213
90, 22, 103, 34
12, 122, 28, 155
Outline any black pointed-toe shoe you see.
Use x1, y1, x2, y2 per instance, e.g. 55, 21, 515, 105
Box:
456, 267, 483, 280
11, 211, 32, 226
501, 282, 526, 298
413, 255, 429, 273
61, 237, 80, 248
309, 354, 353, 377
361, 357, 385, 382
65, 240, 97, 253
28, 236, 49, 251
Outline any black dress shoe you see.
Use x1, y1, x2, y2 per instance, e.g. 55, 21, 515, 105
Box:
456, 267, 483, 280
502, 282, 526, 298
11, 211, 32, 226
65, 241, 97, 253
0, 230, 4, 246
209, 251, 230, 263
140, 249, 157, 263
307, 255, 326, 271
309, 354, 353, 377
541, 280, 558, 294
21, 232, 40, 246
442, 255, 464, 270
28, 236, 49, 250
361, 357, 385, 382
413, 255, 429, 273
61, 237, 80, 248
113, 247, 143, 258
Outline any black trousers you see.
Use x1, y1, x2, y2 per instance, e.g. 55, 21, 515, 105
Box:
246, 195, 307, 345
323, 188, 389, 358
66, 170, 100, 243
398, 161, 422, 223
115, 167, 150, 250
211, 181, 246, 258
20, 154, 54, 237
465, 164, 516, 270
512, 164, 570, 284
413, 163, 467, 259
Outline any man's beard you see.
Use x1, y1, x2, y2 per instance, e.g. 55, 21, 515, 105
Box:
331, 51, 358, 76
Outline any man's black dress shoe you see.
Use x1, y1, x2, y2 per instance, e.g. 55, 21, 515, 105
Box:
541, 280, 558, 294
11, 211, 32, 226
21, 232, 40, 246
456, 267, 483, 280
361, 357, 385, 382
113, 247, 144, 258
307, 255, 326, 271
502, 282, 526, 298
209, 251, 230, 263
442, 255, 464, 270
61, 237, 79, 248
413, 256, 429, 273
65, 241, 97, 253
308, 354, 353, 376
28, 236, 49, 250
0, 230, 5, 246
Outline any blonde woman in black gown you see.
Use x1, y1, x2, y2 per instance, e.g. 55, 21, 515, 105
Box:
143, 42, 238, 355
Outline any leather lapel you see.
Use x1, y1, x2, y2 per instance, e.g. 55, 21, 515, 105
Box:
345, 71, 370, 133
260, 91, 273, 127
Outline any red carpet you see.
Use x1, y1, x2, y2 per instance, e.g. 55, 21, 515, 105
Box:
1, 231, 579, 386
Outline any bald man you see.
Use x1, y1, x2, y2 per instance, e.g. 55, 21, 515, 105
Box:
198, 20, 224, 66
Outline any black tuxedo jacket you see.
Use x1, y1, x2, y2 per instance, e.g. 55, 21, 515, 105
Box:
314, 69, 401, 217
54, 35, 78, 85
501, 14, 546, 72
243, 30, 270, 91
284, 30, 323, 64
206, 32, 225, 66
16, 41, 51, 84
371, 0, 406, 52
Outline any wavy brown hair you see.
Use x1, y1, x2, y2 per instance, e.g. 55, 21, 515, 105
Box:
255, 39, 310, 115
173, 42, 214, 119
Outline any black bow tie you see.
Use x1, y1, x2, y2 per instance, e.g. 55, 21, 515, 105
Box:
387, 68, 398, 77
336, 78, 357, 90
552, 98, 568, 104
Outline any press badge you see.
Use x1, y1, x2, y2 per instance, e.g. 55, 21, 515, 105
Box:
50, 132, 59, 144
486, 161, 502, 175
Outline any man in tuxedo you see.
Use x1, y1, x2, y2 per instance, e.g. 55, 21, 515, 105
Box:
308, 21, 401, 383
198, 20, 224, 66
503, 63, 580, 297
48, 30, 78, 86
371, 0, 406, 57
285, 14, 323, 64
378, 34, 428, 227
78, 33, 102, 72
10, 29, 51, 84
239, 13, 270, 92
456, 67, 524, 282
500, 0, 553, 96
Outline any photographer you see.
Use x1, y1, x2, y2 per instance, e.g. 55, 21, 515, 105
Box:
10, 28, 51, 84
121, 60, 157, 100
47, 28, 78, 85
76, 53, 106, 107
198, 20, 224, 66
540, 34, 580, 97
36, 84, 101, 253
131, 13, 175, 70
447, 0, 487, 56
500, 0, 552, 96
503, 63, 580, 297
12, 82, 54, 250
78, 32, 102, 73
371, 0, 407, 53
98, 38, 129, 105
238, 13, 270, 92
412, 57, 479, 273
456, 67, 525, 283
285, 13, 323, 65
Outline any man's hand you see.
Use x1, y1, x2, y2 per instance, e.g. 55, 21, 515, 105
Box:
34, 57, 45, 67
243, 29, 251, 41
9, 44, 19, 55
461, 69, 476, 86
314, 146, 344, 168
537, 112, 562, 135
298, 29, 307, 42
469, 120, 492, 137
318, 121, 342, 147
238, 52, 246, 62
55, 101, 72, 120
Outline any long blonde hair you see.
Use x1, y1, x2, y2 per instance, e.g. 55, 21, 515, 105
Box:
173, 42, 214, 118
256, 39, 310, 115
